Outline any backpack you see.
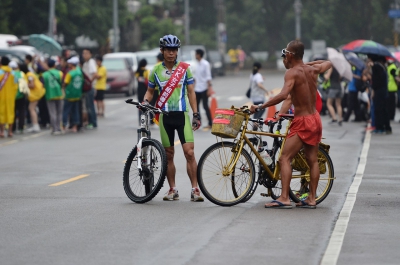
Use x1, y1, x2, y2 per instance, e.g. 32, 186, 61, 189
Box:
82, 72, 92, 92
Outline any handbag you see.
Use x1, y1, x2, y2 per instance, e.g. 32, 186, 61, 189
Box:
245, 77, 252, 98
246, 87, 251, 98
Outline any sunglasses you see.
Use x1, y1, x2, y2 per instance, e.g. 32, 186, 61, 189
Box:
281, 49, 296, 58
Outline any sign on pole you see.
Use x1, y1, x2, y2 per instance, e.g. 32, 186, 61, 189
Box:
389, 9, 400, 18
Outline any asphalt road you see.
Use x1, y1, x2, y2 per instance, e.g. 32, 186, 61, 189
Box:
1, 70, 399, 265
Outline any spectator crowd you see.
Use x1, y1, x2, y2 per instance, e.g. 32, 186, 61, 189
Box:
0, 50, 107, 137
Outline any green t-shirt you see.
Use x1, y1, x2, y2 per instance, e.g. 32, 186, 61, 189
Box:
43, 68, 63, 100
148, 61, 194, 112
65, 67, 83, 100
13, 70, 24, 100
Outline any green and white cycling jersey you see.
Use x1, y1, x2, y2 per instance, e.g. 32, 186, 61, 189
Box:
148, 61, 194, 112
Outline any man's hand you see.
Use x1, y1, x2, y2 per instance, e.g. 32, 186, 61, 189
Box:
250, 104, 261, 114
192, 112, 201, 131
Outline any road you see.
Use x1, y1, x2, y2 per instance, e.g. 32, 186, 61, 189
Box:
1, 70, 399, 265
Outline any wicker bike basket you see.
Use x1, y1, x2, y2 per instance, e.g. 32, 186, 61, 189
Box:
211, 109, 245, 138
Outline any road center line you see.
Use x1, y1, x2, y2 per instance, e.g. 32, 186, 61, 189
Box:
49, 174, 90, 187
320, 130, 371, 265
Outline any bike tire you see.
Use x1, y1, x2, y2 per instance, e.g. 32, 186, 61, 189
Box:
123, 139, 167, 203
238, 140, 259, 203
288, 147, 334, 204
197, 141, 256, 207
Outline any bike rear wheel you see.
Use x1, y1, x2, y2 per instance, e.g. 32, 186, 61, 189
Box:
197, 142, 256, 207
289, 146, 334, 204
123, 139, 167, 203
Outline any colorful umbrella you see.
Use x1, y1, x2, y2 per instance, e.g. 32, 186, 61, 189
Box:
344, 52, 366, 70
28, 34, 62, 56
394, 51, 400, 62
342, 40, 392, 58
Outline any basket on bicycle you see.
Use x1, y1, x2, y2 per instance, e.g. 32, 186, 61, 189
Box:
211, 109, 245, 138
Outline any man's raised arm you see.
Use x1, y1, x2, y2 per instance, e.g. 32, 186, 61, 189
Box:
306, 60, 332, 74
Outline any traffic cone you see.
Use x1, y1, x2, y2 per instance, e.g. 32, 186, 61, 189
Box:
265, 104, 277, 119
209, 93, 218, 119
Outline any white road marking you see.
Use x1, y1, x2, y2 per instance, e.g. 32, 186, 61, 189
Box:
320, 130, 372, 265
227, 96, 246, 101
0, 131, 48, 148
105, 99, 125, 106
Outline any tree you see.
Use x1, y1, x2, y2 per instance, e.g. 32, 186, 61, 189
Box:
0, 0, 12, 34
6, 0, 132, 47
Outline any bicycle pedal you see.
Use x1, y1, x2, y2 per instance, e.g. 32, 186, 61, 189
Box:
260, 193, 268, 197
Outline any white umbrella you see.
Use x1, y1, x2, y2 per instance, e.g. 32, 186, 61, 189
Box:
327, 47, 353, 81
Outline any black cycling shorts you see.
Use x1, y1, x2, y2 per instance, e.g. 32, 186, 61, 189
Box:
159, 112, 194, 147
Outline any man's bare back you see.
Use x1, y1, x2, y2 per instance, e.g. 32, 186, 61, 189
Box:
288, 64, 319, 117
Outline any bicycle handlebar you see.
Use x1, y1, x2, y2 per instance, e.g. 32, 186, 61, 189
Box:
125, 99, 169, 115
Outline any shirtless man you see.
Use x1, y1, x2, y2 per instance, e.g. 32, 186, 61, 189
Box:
250, 40, 332, 209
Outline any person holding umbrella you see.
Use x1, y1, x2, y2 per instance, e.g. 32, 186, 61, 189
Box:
324, 66, 343, 125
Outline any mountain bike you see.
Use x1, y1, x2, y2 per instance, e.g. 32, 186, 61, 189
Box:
197, 106, 334, 207
123, 99, 168, 203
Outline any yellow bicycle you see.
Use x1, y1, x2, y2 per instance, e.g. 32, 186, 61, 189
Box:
197, 106, 334, 207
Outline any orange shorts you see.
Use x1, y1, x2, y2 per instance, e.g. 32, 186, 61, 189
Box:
287, 112, 322, 146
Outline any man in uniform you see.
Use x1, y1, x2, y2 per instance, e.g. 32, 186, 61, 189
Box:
143, 35, 204, 202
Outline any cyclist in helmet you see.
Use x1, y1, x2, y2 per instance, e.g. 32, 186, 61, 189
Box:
143, 34, 204, 202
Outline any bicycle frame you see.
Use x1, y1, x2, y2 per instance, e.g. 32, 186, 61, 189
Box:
223, 114, 291, 180
224, 112, 333, 186
136, 111, 151, 171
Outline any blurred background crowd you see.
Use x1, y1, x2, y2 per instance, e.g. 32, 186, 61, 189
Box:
0, 0, 400, 136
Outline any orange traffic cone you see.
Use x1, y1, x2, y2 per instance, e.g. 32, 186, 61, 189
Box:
209, 93, 218, 119
265, 104, 277, 119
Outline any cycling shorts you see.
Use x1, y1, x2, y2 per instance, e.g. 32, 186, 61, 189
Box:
159, 111, 194, 147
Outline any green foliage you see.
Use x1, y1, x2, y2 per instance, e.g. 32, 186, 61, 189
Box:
136, 5, 182, 49
0, 0, 397, 56
5, 0, 132, 46
0, 0, 12, 33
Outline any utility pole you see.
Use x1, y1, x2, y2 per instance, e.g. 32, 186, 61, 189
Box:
215, 0, 226, 56
113, 0, 120, 52
48, 0, 56, 38
391, 0, 400, 47
294, 0, 302, 40
184, 0, 190, 45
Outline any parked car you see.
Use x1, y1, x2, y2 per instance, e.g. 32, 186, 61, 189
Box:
0, 34, 19, 49
135, 49, 160, 73
9, 45, 40, 56
104, 52, 138, 92
0, 49, 25, 64
178, 45, 207, 75
208, 50, 225, 77
103, 57, 135, 96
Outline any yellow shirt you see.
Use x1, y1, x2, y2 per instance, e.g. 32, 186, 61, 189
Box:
26, 72, 45, 102
95, 65, 107, 90
228, 49, 239, 63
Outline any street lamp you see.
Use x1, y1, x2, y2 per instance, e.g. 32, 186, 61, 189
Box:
294, 0, 302, 40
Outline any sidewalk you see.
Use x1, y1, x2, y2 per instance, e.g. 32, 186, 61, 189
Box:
337, 118, 400, 264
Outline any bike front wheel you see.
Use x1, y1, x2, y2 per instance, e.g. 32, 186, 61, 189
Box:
197, 141, 256, 207
123, 139, 167, 203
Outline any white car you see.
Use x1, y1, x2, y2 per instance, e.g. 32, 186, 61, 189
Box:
104, 52, 138, 73
135, 49, 160, 73
9, 45, 41, 56
0, 34, 19, 49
